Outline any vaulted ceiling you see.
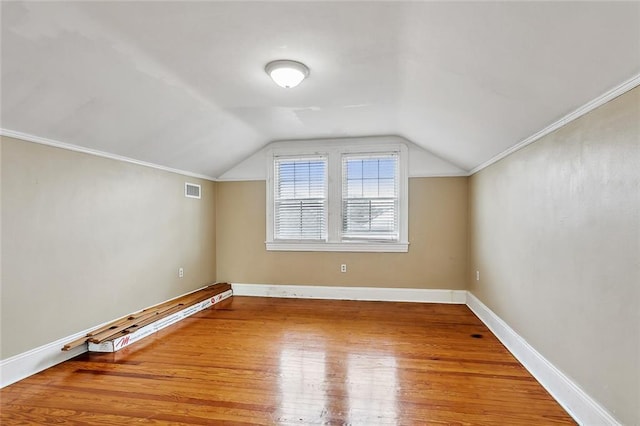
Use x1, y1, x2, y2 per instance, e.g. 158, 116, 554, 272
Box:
2, 1, 639, 179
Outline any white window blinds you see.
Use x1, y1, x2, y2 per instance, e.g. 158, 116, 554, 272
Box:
274, 157, 327, 241
342, 153, 399, 241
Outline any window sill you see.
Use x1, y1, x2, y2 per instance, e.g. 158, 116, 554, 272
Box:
265, 241, 409, 253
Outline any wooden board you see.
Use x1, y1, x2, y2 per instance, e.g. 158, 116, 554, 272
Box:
87, 289, 233, 352
62, 283, 232, 351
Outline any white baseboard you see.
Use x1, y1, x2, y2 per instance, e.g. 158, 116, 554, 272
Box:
0, 282, 620, 426
0, 329, 89, 388
466, 292, 619, 426
0, 284, 214, 388
231, 283, 467, 304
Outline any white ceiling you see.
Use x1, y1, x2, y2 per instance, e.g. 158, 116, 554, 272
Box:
2, 1, 639, 178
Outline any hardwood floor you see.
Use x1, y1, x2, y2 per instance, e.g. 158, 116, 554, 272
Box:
1, 296, 574, 425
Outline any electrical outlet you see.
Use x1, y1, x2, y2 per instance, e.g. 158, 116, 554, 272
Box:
179, 267, 184, 278
476, 270, 480, 281
340, 264, 347, 273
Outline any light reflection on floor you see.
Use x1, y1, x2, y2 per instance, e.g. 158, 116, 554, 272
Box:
277, 334, 398, 425
347, 353, 398, 425
278, 346, 328, 424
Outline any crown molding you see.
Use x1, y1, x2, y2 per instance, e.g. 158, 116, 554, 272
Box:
4, 72, 638, 182
470, 73, 640, 175
0, 129, 218, 182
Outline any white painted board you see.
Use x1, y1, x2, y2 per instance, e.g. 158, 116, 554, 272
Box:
88, 289, 233, 352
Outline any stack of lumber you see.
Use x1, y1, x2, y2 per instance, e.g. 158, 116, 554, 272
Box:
62, 283, 232, 353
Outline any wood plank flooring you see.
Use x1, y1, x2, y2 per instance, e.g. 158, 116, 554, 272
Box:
0, 296, 575, 425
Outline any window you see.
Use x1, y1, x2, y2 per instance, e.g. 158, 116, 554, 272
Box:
274, 157, 327, 241
342, 154, 399, 241
266, 140, 408, 252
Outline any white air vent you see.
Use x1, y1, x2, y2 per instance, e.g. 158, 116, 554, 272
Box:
185, 182, 201, 199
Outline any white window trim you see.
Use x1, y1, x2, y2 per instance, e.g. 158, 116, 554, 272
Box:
266, 139, 409, 253
265, 241, 409, 253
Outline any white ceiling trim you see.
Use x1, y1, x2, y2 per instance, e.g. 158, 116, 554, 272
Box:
2, 72, 638, 184
0, 128, 218, 182
2, 2, 639, 178
469, 72, 640, 176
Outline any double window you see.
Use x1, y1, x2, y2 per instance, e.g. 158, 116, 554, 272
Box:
267, 142, 408, 252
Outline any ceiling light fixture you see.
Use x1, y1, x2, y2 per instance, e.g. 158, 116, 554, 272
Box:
265, 60, 310, 88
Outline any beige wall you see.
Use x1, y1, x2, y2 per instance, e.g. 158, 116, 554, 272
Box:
3, 88, 637, 423
468, 88, 640, 425
0, 136, 217, 359
216, 177, 468, 288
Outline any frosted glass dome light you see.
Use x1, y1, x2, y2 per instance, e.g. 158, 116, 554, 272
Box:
265, 60, 310, 88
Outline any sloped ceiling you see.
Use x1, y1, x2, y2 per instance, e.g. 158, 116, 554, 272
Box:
2, 1, 639, 179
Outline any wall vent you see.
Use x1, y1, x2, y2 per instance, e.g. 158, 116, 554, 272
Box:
185, 182, 201, 199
